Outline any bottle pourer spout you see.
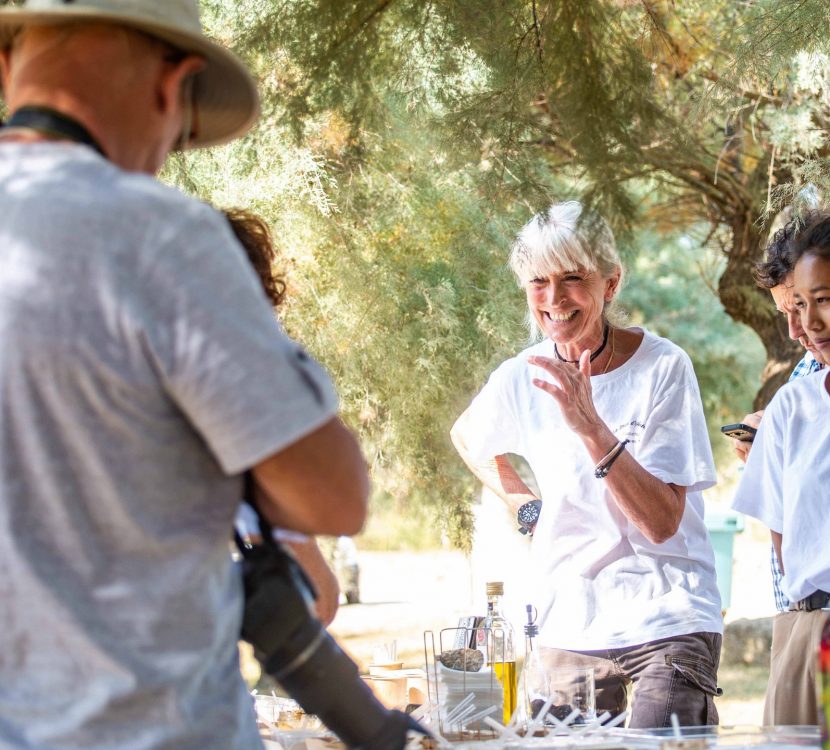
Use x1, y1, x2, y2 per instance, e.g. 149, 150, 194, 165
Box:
524, 603, 538, 637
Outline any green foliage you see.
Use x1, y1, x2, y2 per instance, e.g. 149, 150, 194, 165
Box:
284, 145, 528, 550
161, 0, 828, 547
164, 67, 542, 548
356, 491, 445, 551
0, 2, 823, 548
734, 1, 830, 75
620, 229, 766, 466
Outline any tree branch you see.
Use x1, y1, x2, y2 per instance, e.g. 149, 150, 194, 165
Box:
326, 0, 397, 58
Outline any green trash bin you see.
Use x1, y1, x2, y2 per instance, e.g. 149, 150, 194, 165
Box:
704, 510, 744, 611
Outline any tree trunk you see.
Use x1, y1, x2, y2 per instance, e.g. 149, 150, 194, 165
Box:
717, 212, 803, 411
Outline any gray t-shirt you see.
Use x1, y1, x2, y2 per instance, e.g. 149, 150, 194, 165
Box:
0, 143, 338, 750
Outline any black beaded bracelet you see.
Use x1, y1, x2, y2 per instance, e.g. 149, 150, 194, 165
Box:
594, 439, 631, 479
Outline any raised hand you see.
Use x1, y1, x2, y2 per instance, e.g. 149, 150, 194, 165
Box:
527, 349, 604, 437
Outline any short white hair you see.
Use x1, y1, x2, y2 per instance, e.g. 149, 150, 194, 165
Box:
509, 201, 625, 338
509, 201, 622, 284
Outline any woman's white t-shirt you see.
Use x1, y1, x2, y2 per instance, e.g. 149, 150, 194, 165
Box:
460, 330, 722, 650
731, 369, 830, 603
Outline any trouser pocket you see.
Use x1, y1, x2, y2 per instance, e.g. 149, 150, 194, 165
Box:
665, 654, 723, 725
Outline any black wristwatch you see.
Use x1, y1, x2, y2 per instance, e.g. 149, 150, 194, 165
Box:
517, 499, 542, 535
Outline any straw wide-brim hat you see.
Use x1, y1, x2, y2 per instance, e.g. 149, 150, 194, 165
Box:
0, 0, 260, 148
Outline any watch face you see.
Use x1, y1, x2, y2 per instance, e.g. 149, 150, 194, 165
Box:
518, 499, 541, 527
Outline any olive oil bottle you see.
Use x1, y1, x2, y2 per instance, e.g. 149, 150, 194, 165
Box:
482, 582, 517, 724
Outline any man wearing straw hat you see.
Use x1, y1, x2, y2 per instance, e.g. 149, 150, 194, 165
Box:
0, 2, 369, 749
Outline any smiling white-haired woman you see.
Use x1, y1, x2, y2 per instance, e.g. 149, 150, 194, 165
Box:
451, 201, 723, 727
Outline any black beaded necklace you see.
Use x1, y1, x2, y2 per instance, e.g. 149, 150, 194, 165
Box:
2, 106, 106, 157
553, 323, 610, 365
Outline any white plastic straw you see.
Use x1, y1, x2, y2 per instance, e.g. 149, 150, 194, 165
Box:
602, 710, 629, 729
548, 707, 581, 732
410, 703, 432, 721
463, 704, 499, 727
425, 705, 441, 723
449, 705, 477, 728
483, 716, 521, 740
572, 710, 611, 735
483, 716, 504, 733
444, 692, 476, 724
671, 712, 682, 739
526, 694, 557, 735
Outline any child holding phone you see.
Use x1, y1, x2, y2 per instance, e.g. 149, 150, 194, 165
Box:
731, 212, 830, 726
720, 423, 757, 442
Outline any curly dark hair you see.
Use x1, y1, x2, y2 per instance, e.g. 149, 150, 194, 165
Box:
754, 208, 830, 288
789, 211, 830, 267
224, 208, 287, 308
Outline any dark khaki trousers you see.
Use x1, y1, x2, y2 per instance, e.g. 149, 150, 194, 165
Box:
542, 632, 722, 728
764, 610, 828, 725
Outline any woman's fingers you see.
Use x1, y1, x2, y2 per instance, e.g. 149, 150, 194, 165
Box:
528, 354, 588, 392
532, 378, 576, 414
529, 358, 581, 412
528, 352, 598, 433
579, 349, 592, 376
532, 377, 565, 399
527, 354, 562, 375
527, 355, 579, 384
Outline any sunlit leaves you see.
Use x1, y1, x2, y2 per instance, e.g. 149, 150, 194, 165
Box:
166, 0, 830, 543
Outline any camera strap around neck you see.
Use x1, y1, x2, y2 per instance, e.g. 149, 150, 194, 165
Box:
2, 106, 106, 158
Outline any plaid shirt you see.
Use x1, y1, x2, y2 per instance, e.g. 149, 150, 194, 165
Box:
770, 352, 824, 612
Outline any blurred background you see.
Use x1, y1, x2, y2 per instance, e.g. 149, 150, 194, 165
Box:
97, 0, 830, 727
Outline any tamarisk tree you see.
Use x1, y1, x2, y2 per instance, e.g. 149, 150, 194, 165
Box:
217, 0, 830, 406
168, 0, 830, 542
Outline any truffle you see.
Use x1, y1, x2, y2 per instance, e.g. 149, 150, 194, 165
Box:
437, 648, 484, 672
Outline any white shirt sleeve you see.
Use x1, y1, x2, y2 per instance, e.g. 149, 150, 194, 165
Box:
456, 359, 524, 462
633, 357, 717, 492
731, 395, 785, 533
138, 206, 339, 475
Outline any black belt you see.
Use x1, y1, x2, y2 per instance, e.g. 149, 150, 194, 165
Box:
789, 590, 830, 612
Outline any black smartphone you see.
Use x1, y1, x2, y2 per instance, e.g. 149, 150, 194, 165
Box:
720, 423, 758, 442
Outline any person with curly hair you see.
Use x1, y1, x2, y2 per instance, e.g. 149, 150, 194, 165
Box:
732, 210, 830, 725
224, 208, 341, 626
728, 209, 827, 618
